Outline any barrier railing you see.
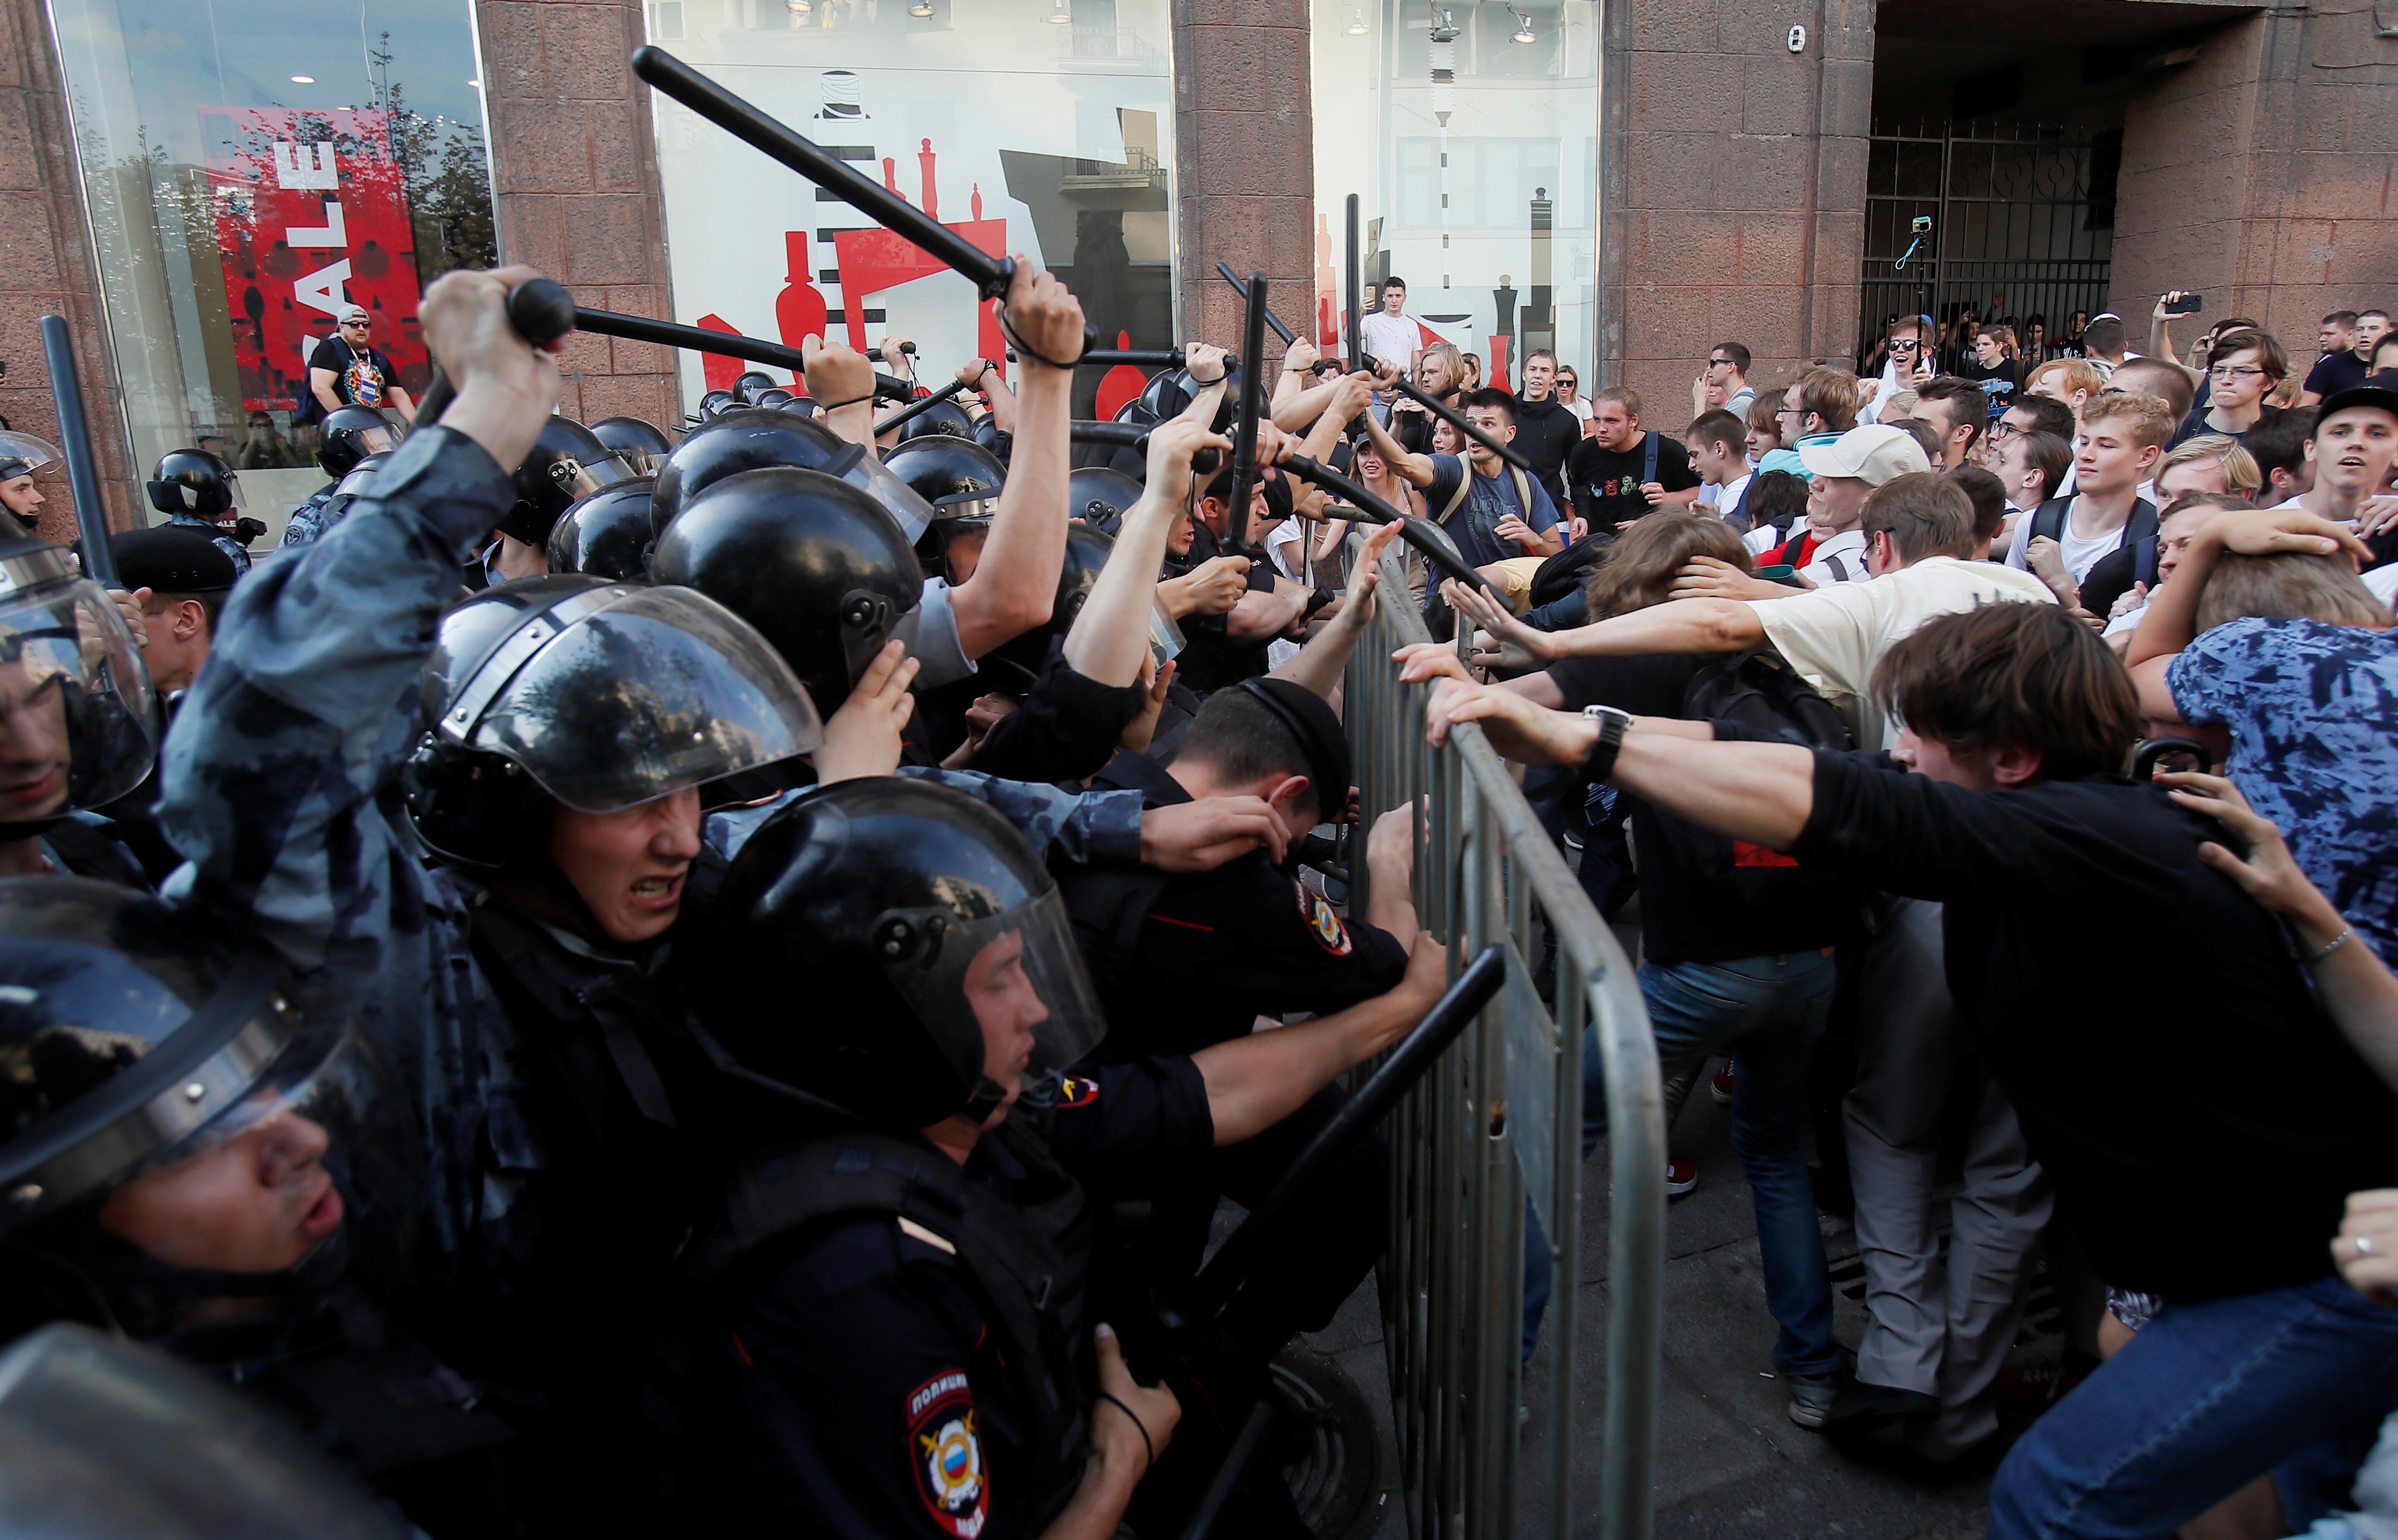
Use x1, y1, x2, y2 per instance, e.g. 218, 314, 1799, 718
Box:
1339, 535, 1664, 1540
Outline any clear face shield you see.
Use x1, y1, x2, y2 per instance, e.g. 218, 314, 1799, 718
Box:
874, 885, 1107, 1105
0, 554, 157, 830
1150, 595, 1186, 666
838, 447, 937, 543
453, 586, 824, 814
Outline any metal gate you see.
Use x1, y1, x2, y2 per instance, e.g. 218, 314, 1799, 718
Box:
1860, 119, 2117, 365
1340, 534, 1664, 1540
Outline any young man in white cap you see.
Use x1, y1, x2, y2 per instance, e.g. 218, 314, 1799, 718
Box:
1787, 423, 1935, 586
308, 303, 416, 419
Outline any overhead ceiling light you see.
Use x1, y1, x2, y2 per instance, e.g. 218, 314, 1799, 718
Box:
1346, 9, 1368, 32
1046, 0, 1072, 21
911, 0, 934, 12
786, 0, 812, 12
290, 75, 315, 83
1511, 8, 1536, 42
466, 77, 480, 87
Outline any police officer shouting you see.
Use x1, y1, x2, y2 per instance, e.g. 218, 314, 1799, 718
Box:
677, 776, 1450, 1538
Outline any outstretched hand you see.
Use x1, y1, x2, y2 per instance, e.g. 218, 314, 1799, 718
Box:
2205, 508, 2373, 566
1422, 675, 1586, 764
1442, 578, 1551, 670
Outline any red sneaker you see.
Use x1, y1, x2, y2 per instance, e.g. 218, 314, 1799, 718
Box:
1710, 1060, 1735, 1105
1666, 1158, 1698, 1196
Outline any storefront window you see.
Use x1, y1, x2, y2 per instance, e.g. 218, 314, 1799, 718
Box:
647, 0, 1176, 419
48, 0, 496, 527
1313, 0, 1598, 386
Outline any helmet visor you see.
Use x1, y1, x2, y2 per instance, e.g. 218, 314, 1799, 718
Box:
0, 432, 60, 473
349, 420, 402, 459
878, 886, 1106, 1089
840, 450, 936, 543
466, 587, 823, 813
0, 577, 157, 819
1150, 596, 1186, 665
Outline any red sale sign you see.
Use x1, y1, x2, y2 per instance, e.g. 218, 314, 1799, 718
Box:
204, 107, 426, 413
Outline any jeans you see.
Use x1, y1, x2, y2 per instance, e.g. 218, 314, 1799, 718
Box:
1990, 1277, 2398, 1540
1576, 950, 1843, 1378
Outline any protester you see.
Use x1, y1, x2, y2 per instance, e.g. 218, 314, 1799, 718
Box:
2304, 311, 2371, 405
2003, 390, 2172, 600
307, 303, 416, 419
1570, 386, 1702, 533
1764, 368, 1866, 480
1687, 407, 1753, 526
1514, 349, 1584, 512
1961, 325, 2021, 411
1910, 377, 1990, 471
1359, 276, 1425, 374
2174, 327, 2286, 445
1693, 343, 1757, 425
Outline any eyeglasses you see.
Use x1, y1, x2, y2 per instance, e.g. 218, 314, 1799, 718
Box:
1987, 420, 2023, 441
2209, 365, 2267, 381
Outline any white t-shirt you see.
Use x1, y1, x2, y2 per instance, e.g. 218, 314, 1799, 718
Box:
1709, 471, 1754, 523
1359, 311, 1421, 369
2002, 494, 2152, 583
1748, 555, 2059, 748
1564, 397, 1593, 424
1797, 527, 1871, 586
2366, 563, 2398, 608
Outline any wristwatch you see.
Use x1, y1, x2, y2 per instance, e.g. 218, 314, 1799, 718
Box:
1579, 704, 1633, 784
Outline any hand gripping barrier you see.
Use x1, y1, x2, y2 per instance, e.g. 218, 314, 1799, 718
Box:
1339, 532, 1663, 1540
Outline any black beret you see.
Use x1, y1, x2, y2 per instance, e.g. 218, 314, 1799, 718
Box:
111, 525, 238, 593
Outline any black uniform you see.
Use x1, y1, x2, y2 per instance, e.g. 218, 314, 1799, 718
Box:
687, 1058, 1215, 1539
1165, 522, 1282, 695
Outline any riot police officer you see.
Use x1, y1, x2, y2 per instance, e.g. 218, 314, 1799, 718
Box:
0, 430, 61, 534
590, 414, 672, 476
0, 533, 155, 885
146, 449, 262, 575
282, 405, 401, 549
668, 775, 1448, 1537
0, 879, 513, 1522
476, 414, 634, 586
544, 478, 656, 580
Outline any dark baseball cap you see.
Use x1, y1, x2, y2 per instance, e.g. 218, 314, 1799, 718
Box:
1238, 676, 1351, 819
2315, 385, 2398, 431
112, 524, 238, 593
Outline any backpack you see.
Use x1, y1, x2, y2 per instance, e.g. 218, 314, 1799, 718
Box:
1646, 652, 1861, 917
2029, 494, 2158, 586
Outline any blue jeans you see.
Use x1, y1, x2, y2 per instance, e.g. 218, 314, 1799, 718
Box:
1576, 951, 1843, 1379
1991, 1277, 2398, 1540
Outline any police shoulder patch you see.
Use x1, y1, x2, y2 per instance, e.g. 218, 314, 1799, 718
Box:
1054, 1074, 1100, 1109
907, 1370, 989, 1537
1295, 881, 1353, 956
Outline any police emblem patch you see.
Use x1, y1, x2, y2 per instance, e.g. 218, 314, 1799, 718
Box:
1054, 1075, 1100, 1109
1295, 882, 1352, 956
907, 1371, 988, 1537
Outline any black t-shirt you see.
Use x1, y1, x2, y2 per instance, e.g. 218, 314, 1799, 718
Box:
1545, 654, 1858, 963
308, 336, 401, 409
1510, 394, 1581, 511
1792, 748, 2398, 1301
1959, 357, 2020, 408
2172, 403, 2278, 449
1570, 433, 1699, 533
2305, 349, 2371, 399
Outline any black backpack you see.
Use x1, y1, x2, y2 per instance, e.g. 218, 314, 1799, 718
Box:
1647, 651, 1862, 918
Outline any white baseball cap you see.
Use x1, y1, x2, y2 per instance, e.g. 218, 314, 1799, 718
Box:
337, 304, 370, 324
1799, 424, 1931, 487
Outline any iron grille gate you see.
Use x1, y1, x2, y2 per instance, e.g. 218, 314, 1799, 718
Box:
1860, 119, 2117, 366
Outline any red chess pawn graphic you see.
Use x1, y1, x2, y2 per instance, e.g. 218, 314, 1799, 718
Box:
695, 313, 747, 394
830, 143, 1007, 354
776, 230, 829, 369
1094, 331, 1146, 421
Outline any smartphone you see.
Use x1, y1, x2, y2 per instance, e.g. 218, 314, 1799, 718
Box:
2164, 292, 2204, 316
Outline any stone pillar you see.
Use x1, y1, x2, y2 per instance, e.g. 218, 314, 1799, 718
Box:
1171, 0, 1314, 363
477, 0, 682, 427
1601, 0, 1871, 425
2113, 9, 2398, 351
0, 0, 133, 537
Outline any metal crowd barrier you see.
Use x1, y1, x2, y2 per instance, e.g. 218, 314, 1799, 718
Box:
1338, 533, 1665, 1540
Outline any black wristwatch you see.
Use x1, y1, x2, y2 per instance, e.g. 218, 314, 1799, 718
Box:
1579, 705, 1633, 784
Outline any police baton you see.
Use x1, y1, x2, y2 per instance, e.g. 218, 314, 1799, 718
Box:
632, 47, 1099, 360
1225, 272, 1269, 550
1213, 259, 1536, 476
1214, 262, 1297, 346
1344, 193, 1365, 382
36, 316, 117, 589
870, 377, 974, 436
1079, 347, 1235, 371
1156, 945, 1507, 1341
408, 278, 578, 432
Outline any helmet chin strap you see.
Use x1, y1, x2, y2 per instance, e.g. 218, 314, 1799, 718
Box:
961, 1075, 1010, 1126
0, 816, 64, 843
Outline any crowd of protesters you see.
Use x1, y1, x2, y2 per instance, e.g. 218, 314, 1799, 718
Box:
4, 248, 2398, 1540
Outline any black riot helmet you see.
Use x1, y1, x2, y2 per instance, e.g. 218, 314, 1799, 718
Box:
698, 779, 1107, 1130
1067, 465, 1144, 535
733, 371, 779, 406
0, 1322, 414, 1539
1117, 366, 1239, 435
970, 414, 1006, 459
752, 388, 796, 411
545, 479, 657, 582
314, 407, 401, 480
0, 538, 156, 840
497, 416, 632, 548
983, 524, 1114, 683
697, 390, 739, 420
402, 577, 822, 872
651, 467, 921, 719
145, 450, 245, 518
589, 416, 673, 478
650, 407, 934, 543
883, 435, 1006, 508
892, 399, 976, 443
0, 879, 414, 1341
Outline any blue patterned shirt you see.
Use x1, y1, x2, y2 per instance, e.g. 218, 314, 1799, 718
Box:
2168, 616, 2398, 966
